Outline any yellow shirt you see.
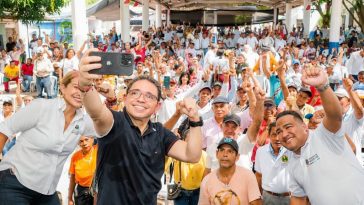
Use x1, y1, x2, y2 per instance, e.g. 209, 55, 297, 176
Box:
69, 145, 98, 187
252, 52, 278, 74
165, 151, 207, 190
4, 65, 19, 79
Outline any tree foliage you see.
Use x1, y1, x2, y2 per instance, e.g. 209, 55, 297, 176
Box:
312, 0, 332, 27
342, 0, 364, 32
0, 0, 67, 25
313, 0, 364, 31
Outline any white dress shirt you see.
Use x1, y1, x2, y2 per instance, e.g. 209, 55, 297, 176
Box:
34, 57, 53, 77
346, 51, 364, 75
0, 98, 96, 195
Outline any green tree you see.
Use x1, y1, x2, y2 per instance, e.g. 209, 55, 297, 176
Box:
342, 0, 364, 32
312, 0, 332, 27
0, 0, 67, 25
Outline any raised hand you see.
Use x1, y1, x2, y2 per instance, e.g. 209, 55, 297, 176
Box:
301, 65, 328, 88
179, 97, 199, 122
276, 60, 286, 77
242, 79, 253, 92
78, 48, 102, 87
254, 86, 266, 101
342, 77, 353, 92
286, 94, 297, 108
202, 69, 211, 81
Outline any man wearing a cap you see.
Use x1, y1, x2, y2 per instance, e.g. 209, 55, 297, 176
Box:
33, 47, 53, 98
211, 81, 224, 99
204, 89, 264, 172
201, 96, 231, 149
205, 111, 263, 174
335, 78, 364, 166
295, 87, 315, 122
196, 86, 213, 120
275, 66, 364, 205
199, 138, 262, 205
1, 99, 15, 157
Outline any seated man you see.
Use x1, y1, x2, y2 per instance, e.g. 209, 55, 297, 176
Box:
3, 60, 19, 93
199, 138, 262, 205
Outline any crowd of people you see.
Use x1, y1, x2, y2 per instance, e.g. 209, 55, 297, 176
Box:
0, 22, 364, 205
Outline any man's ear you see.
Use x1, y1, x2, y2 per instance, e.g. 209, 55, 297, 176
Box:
235, 153, 240, 162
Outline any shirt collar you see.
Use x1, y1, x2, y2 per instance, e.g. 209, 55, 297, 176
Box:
122, 107, 155, 136
268, 144, 284, 159
58, 98, 84, 121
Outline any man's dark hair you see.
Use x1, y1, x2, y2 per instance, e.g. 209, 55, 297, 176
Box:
216, 49, 224, 57
126, 75, 162, 101
268, 122, 276, 135
276, 110, 304, 123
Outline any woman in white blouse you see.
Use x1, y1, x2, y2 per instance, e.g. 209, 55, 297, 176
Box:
0, 71, 95, 205
60, 49, 79, 76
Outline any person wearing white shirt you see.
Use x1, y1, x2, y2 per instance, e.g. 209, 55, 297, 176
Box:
201, 96, 232, 149
346, 48, 364, 80
242, 45, 259, 69
224, 35, 234, 49
0, 71, 96, 204
246, 32, 259, 51
255, 122, 291, 205
203, 44, 217, 70
59, 49, 79, 76
275, 67, 364, 205
193, 34, 202, 55
204, 89, 264, 175
33, 48, 54, 98
287, 33, 296, 45
164, 30, 173, 42
237, 33, 247, 46
334, 86, 364, 166
275, 35, 286, 52
157, 79, 205, 127
201, 33, 210, 55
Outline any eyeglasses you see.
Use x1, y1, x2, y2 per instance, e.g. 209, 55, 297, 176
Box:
127, 89, 158, 102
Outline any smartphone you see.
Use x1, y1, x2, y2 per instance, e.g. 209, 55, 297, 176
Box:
89, 52, 134, 76
163, 76, 171, 89
344, 73, 347, 78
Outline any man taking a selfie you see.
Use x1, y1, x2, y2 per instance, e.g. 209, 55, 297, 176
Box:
78, 48, 203, 205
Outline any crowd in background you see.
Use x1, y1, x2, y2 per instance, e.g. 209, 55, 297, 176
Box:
0, 22, 364, 205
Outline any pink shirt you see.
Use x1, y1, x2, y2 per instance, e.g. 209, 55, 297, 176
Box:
199, 167, 261, 205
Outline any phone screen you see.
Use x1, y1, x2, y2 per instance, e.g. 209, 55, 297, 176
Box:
163, 76, 171, 89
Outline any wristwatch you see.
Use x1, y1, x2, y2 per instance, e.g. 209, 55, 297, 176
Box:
189, 117, 204, 127
316, 83, 330, 92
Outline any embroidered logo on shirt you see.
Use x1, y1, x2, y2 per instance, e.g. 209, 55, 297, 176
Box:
72, 125, 80, 134
305, 154, 320, 166
281, 155, 289, 163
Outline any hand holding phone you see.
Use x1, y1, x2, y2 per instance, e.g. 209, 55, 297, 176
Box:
89, 52, 134, 76
163, 76, 171, 89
